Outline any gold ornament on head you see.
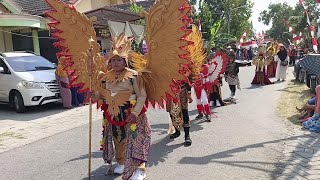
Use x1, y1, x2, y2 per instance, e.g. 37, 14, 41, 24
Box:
108, 33, 134, 62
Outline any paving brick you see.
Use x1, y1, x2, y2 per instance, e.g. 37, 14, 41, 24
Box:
305, 174, 320, 180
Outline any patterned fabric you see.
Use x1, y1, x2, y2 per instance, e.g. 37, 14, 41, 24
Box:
256, 71, 264, 83
267, 61, 277, 78
303, 112, 320, 132
123, 113, 151, 180
226, 75, 241, 89
299, 54, 320, 75
179, 85, 190, 110
102, 122, 115, 164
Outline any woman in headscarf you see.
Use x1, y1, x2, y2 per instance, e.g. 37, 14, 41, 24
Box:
303, 85, 320, 132
275, 44, 289, 81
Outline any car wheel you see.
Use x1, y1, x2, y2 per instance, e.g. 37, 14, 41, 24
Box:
13, 92, 26, 113
306, 73, 311, 88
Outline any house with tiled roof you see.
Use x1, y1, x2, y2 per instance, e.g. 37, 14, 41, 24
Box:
112, 0, 155, 11
0, 0, 142, 62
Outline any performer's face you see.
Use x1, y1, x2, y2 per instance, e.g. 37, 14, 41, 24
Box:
229, 57, 235, 63
110, 56, 126, 72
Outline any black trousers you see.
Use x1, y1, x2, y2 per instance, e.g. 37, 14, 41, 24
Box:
210, 92, 224, 105
229, 85, 236, 94
289, 56, 296, 66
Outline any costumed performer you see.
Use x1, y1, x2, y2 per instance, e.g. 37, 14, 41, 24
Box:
97, 34, 151, 180
167, 81, 193, 146
45, 0, 193, 179
251, 47, 274, 85
266, 42, 278, 78
194, 63, 212, 121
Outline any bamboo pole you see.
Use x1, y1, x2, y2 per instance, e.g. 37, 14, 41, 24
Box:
88, 38, 94, 180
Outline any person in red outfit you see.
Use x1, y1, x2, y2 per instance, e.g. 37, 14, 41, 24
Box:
194, 63, 212, 121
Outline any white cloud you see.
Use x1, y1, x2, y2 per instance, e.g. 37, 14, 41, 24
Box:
250, 0, 297, 33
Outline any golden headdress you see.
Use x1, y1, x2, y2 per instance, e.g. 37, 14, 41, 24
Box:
257, 46, 267, 56
107, 33, 133, 62
267, 41, 278, 56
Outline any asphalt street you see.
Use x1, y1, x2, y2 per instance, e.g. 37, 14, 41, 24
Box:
0, 66, 292, 180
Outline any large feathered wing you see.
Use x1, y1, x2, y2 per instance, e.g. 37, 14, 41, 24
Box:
137, 0, 193, 107
45, 0, 108, 95
187, 24, 206, 84
208, 52, 228, 85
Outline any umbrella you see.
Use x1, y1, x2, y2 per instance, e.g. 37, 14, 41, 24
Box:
299, 54, 320, 75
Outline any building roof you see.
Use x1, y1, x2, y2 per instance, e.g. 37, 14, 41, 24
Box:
13, 0, 71, 16
112, 0, 155, 11
85, 7, 142, 28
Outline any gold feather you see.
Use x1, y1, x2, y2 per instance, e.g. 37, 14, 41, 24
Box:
137, 0, 193, 106
186, 25, 206, 83
99, 90, 132, 117
45, 0, 108, 94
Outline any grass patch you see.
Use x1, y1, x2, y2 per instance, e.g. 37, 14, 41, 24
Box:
276, 80, 311, 125
0, 132, 24, 146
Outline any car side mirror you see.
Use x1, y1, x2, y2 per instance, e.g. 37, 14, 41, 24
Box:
0, 67, 4, 73
52, 63, 56, 67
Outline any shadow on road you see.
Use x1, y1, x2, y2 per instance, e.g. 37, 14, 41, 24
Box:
67, 151, 102, 162
0, 103, 74, 121
82, 165, 120, 180
178, 135, 312, 178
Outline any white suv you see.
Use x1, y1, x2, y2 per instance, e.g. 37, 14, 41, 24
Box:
0, 52, 61, 113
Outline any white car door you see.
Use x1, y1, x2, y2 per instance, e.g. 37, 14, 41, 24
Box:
0, 58, 11, 102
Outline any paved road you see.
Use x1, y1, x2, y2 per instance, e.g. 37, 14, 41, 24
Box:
0, 66, 292, 180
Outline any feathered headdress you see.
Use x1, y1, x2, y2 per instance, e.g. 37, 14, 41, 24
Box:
257, 46, 267, 56
107, 33, 133, 62
186, 24, 206, 84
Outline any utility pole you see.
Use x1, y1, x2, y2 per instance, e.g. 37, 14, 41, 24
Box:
227, 0, 230, 34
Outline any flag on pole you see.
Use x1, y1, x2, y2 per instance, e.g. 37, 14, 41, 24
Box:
299, 0, 303, 5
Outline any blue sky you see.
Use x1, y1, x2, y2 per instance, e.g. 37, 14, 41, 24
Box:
250, 0, 298, 33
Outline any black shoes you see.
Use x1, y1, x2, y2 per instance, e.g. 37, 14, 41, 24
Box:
195, 113, 204, 120
205, 115, 211, 122
169, 130, 181, 139
184, 136, 192, 146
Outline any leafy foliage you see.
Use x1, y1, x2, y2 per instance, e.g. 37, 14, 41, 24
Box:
259, 0, 320, 47
192, 0, 253, 49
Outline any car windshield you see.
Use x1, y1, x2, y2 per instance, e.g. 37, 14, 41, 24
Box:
5, 55, 55, 72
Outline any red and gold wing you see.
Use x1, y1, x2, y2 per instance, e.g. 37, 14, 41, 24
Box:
45, 0, 107, 96
187, 25, 206, 84
140, 0, 193, 107
208, 52, 228, 85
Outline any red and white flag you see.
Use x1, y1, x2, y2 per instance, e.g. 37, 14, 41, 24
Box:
299, 0, 303, 5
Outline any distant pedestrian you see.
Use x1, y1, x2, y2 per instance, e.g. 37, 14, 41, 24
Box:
225, 53, 240, 99
275, 44, 289, 81
55, 64, 72, 108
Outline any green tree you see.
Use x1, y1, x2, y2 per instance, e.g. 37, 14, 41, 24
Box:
192, 0, 253, 47
219, 0, 253, 38
259, 3, 296, 43
128, 3, 146, 26
259, 0, 319, 47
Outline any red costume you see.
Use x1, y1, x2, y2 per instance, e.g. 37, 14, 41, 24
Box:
194, 64, 211, 116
